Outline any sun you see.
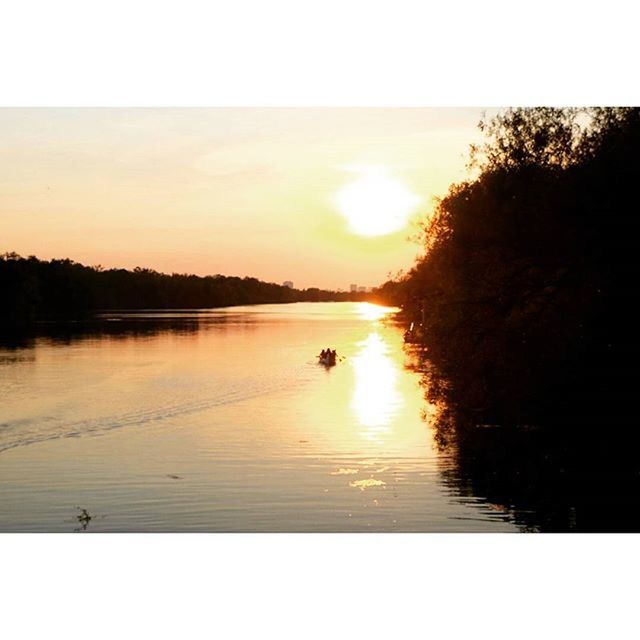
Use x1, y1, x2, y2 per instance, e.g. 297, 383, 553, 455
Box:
335, 166, 420, 237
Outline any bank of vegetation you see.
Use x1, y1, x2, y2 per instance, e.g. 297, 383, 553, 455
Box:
0, 254, 370, 326
385, 107, 639, 434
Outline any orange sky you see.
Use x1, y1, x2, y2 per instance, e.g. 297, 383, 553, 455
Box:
0, 108, 488, 289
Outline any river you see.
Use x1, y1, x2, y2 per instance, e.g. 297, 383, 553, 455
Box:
0, 302, 523, 532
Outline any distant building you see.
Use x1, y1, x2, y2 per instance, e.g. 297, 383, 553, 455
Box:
283, 281, 294, 289
357, 286, 366, 293
350, 284, 358, 293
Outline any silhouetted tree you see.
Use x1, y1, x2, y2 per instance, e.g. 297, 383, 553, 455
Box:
394, 107, 640, 432
0, 254, 372, 327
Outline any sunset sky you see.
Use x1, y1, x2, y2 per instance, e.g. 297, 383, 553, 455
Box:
0, 108, 488, 289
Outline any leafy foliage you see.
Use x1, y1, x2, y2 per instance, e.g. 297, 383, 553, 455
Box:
0, 254, 370, 326
394, 107, 640, 431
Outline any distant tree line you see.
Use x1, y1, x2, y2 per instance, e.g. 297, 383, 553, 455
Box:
0, 254, 372, 327
381, 107, 640, 434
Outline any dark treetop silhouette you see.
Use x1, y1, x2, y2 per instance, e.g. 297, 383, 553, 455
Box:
0, 255, 374, 328
385, 107, 638, 431
380, 108, 640, 530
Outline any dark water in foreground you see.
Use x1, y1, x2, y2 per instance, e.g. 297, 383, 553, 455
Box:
0, 303, 636, 532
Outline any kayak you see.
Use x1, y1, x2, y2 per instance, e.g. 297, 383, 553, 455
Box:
318, 355, 336, 366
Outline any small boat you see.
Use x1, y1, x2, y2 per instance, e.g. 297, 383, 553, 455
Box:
318, 354, 337, 366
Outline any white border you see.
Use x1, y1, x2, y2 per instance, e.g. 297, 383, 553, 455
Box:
2, 534, 638, 639
2, 1, 639, 106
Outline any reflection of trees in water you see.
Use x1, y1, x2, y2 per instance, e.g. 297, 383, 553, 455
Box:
0, 313, 262, 351
412, 353, 640, 533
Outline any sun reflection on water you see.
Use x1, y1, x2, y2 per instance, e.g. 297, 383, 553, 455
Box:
355, 302, 398, 321
350, 332, 403, 440
349, 478, 387, 491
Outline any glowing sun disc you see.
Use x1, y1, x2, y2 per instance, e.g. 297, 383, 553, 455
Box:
335, 167, 420, 237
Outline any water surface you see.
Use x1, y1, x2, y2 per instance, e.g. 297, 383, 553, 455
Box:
0, 302, 518, 532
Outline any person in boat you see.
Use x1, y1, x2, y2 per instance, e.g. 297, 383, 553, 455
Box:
319, 348, 336, 363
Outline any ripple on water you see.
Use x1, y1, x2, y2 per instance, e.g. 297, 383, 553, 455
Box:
349, 478, 387, 490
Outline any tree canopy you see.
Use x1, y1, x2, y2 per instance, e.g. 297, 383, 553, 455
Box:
392, 107, 640, 433
0, 253, 371, 326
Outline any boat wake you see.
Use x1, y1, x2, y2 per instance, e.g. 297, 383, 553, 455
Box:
0, 368, 311, 455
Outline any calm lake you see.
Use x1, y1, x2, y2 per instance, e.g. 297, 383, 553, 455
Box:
1, 302, 525, 532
